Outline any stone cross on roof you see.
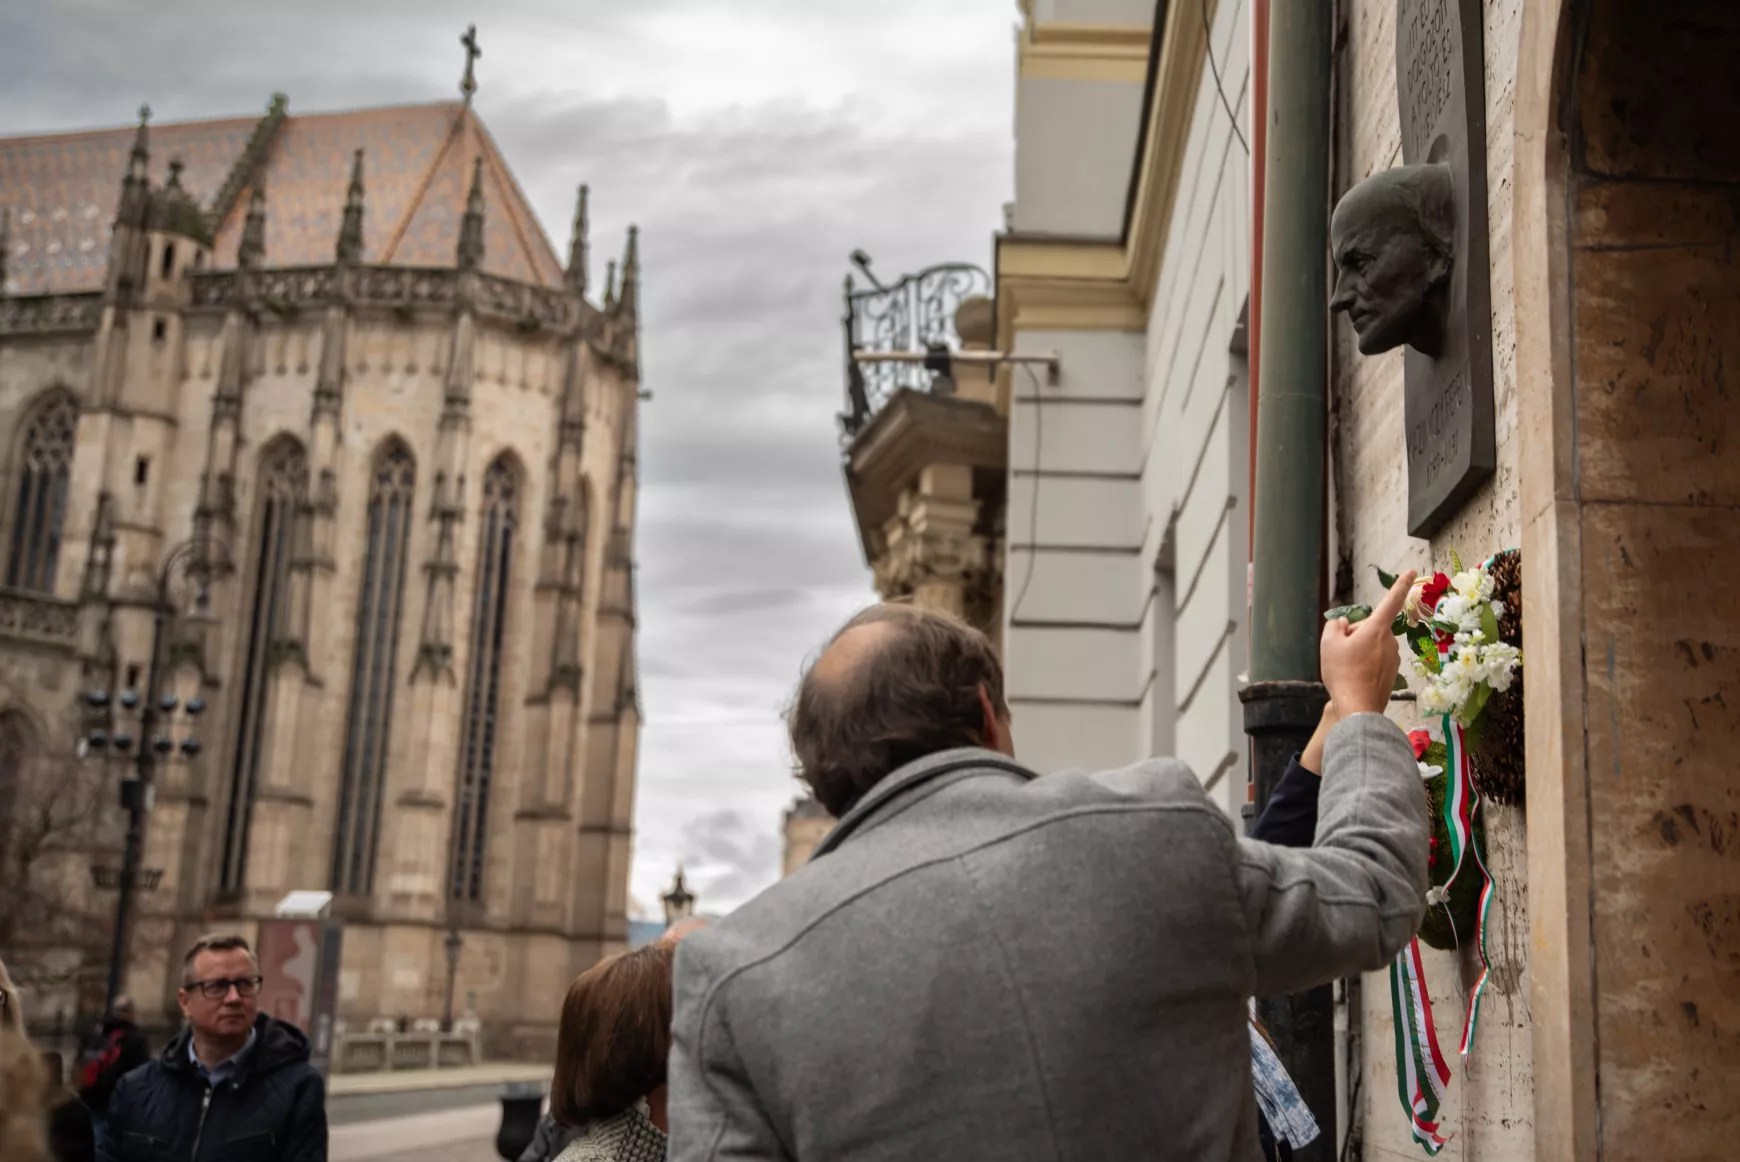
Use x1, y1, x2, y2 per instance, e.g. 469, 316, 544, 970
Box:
460, 25, 481, 105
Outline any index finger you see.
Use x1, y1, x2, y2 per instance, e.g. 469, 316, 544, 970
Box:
1367, 569, 1418, 629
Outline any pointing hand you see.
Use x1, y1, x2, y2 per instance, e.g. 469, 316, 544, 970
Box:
1320, 570, 1415, 717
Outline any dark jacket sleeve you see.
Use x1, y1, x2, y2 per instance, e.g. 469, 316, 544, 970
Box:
95, 1072, 129, 1162
1249, 755, 1321, 848
280, 1067, 329, 1162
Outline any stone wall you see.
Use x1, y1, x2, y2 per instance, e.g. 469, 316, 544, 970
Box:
1335, 1, 1534, 1157
0, 288, 639, 1047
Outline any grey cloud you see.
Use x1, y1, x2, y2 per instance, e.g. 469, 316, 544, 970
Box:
673, 808, 785, 907
0, 0, 1012, 914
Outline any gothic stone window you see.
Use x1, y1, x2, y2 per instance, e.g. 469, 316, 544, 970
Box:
449, 455, 519, 903
331, 441, 415, 897
5, 392, 77, 594
220, 438, 307, 894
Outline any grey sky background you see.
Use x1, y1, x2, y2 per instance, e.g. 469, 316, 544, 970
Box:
0, 0, 1017, 916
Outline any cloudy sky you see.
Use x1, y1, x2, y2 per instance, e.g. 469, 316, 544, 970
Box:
0, 0, 1017, 916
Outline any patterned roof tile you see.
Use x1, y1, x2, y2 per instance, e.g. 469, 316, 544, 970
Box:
0, 101, 563, 295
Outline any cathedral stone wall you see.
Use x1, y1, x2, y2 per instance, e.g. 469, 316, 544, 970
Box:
0, 100, 643, 1055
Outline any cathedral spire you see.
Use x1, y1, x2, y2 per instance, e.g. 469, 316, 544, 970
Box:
129, 104, 151, 182
565, 184, 589, 296
616, 225, 639, 317
117, 104, 152, 230
457, 156, 485, 272
336, 149, 365, 263
603, 260, 617, 312
459, 24, 482, 107
238, 181, 267, 269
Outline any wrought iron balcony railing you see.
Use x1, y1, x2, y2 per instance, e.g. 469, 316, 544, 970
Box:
839, 253, 991, 440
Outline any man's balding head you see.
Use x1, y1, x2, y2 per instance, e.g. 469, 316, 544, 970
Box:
787, 603, 1009, 817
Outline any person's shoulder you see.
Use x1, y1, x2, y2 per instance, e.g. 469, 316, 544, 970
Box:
1040, 755, 1225, 812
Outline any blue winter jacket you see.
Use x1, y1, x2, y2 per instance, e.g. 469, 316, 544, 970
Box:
99, 1013, 327, 1162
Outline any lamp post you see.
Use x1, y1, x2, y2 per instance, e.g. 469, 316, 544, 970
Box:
442, 928, 463, 1031
80, 537, 218, 1018
660, 866, 696, 928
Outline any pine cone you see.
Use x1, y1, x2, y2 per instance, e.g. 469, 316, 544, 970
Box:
1469, 550, 1526, 807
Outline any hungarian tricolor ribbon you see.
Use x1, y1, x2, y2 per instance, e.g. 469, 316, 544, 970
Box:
1439, 715, 1496, 1058
1390, 639, 1500, 1150
1388, 937, 1451, 1153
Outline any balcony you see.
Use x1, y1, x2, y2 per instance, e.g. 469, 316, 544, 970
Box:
836, 255, 1008, 637
0, 588, 79, 650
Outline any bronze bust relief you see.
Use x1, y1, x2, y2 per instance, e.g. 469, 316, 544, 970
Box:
1331, 0, 1494, 540
1330, 163, 1454, 358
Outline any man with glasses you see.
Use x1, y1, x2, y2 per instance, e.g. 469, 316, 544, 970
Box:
99, 933, 328, 1161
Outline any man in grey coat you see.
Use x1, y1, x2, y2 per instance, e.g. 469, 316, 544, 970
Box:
668, 572, 1427, 1161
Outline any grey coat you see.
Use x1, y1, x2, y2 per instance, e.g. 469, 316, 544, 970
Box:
667, 714, 1427, 1162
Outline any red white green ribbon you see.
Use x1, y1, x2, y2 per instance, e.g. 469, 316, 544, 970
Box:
1388, 938, 1450, 1153
1439, 716, 1496, 1058
1391, 604, 1502, 1150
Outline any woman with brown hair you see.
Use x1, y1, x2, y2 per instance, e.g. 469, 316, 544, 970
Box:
1, 955, 52, 1162
549, 943, 676, 1162
0, 957, 97, 1162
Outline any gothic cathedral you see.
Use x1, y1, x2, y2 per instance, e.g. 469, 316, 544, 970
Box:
0, 67, 642, 1054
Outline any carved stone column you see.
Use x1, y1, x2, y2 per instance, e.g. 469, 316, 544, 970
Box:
874, 464, 986, 620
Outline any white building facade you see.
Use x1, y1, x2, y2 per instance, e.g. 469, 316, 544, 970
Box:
999, 0, 1252, 826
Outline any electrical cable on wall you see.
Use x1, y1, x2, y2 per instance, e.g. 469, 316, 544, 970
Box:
1009, 362, 1045, 622
1203, 0, 1251, 157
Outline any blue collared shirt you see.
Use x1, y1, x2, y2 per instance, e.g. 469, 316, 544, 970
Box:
188, 1027, 257, 1088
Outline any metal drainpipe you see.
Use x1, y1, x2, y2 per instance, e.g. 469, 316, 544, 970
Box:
1242, 2, 1337, 1159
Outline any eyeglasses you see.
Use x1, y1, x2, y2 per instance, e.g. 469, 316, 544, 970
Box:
182, 975, 262, 1001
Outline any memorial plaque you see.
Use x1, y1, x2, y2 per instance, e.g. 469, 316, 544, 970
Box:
1395, 0, 1493, 537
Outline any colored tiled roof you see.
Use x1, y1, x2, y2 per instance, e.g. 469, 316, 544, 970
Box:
0, 115, 254, 294
0, 100, 564, 296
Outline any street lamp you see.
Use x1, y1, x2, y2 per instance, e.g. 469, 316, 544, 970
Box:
442, 928, 463, 1031
660, 866, 696, 928
80, 536, 220, 1018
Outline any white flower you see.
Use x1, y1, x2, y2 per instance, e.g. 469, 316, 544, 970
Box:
1419, 685, 1456, 716
1426, 886, 1449, 906
1418, 762, 1444, 779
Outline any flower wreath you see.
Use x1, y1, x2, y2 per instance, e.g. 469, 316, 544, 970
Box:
1323, 550, 1524, 1155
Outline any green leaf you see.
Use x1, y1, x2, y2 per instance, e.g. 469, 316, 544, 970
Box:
1422, 740, 1448, 770
1462, 714, 1485, 752
1324, 604, 1372, 624
1391, 612, 1411, 636
1480, 603, 1501, 645
1376, 566, 1400, 589
1394, 672, 1410, 692
1460, 681, 1493, 729
1416, 636, 1442, 674
1450, 547, 1465, 574
1406, 623, 1434, 655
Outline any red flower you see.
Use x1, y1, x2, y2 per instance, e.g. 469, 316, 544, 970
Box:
1420, 572, 1451, 611
1408, 730, 1433, 760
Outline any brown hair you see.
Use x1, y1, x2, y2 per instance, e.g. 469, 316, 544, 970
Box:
182, 933, 255, 984
549, 944, 675, 1128
787, 603, 1007, 817
0, 956, 48, 1162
